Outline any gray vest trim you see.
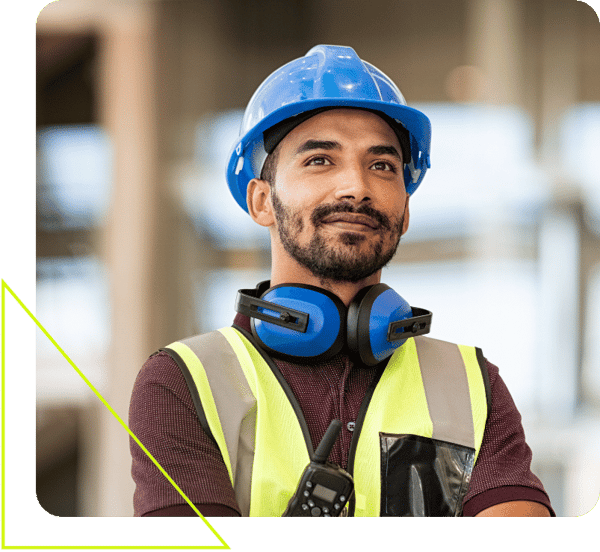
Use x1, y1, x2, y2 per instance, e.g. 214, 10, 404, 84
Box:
176, 331, 257, 517
414, 336, 475, 449
160, 347, 219, 448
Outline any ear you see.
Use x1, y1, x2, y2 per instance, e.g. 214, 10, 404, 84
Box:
401, 196, 410, 236
247, 178, 275, 227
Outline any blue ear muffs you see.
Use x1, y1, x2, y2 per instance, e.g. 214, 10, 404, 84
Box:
348, 283, 413, 366
235, 281, 432, 366
248, 283, 347, 361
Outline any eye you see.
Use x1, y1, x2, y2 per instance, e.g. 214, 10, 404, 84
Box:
370, 160, 397, 172
306, 156, 332, 166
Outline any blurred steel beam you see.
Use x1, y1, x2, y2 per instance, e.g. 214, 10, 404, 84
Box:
466, 0, 524, 105
96, 2, 160, 517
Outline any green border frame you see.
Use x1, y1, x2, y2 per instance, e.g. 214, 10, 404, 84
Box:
0, 0, 600, 551
0, 278, 231, 550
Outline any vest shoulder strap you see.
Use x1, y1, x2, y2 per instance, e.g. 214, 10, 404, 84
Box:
162, 327, 311, 517
159, 343, 217, 447
414, 336, 476, 447
161, 330, 258, 498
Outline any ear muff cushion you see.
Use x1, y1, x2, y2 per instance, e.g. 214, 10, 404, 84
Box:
348, 284, 413, 366
252, 284, 346, 360
369, 287, 413, 362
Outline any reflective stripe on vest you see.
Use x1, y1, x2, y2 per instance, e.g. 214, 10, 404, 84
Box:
164, 327, 487, 517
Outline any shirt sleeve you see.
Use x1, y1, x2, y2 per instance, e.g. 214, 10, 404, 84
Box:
462, 359, 555, 516
129, 351, 241, 517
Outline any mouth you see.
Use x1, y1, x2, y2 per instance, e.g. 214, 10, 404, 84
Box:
319, 213, 380, 231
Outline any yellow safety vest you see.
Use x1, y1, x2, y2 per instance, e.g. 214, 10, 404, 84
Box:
163, 327, 489, 517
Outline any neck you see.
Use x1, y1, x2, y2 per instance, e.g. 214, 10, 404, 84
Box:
269, 260, 382, 306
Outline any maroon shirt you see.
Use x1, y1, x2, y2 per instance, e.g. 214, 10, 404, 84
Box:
129, 314, 554, 517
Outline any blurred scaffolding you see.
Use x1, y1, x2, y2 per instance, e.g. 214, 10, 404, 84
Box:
36, 0, 599, 516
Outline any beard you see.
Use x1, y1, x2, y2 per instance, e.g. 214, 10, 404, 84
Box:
271, 190, 404, 283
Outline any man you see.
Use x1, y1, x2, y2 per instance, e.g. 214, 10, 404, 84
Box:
129, 45, 553, 517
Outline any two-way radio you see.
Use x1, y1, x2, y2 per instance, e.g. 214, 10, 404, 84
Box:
282, 420, 354, 517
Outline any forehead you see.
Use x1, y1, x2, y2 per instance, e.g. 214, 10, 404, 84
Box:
277, 108, 401, 154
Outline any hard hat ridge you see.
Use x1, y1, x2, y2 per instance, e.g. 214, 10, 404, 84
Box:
226, 44, 431, 213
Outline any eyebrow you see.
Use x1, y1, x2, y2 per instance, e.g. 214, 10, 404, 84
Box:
367, 145, 403, 163
294, 140, 403, 163
294, 140, 341, 155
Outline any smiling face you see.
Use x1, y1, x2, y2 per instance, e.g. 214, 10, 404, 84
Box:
247, 108, 410, 290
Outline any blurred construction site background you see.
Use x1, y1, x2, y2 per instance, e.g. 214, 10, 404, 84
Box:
35, 0, 599, 516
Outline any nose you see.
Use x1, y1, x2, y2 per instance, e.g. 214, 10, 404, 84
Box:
333, 164, 372, 204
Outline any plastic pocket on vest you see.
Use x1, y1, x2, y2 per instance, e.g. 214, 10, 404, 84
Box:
380, 433, 475, 516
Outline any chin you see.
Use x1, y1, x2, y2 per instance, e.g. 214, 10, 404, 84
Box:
337, 232, 368, 246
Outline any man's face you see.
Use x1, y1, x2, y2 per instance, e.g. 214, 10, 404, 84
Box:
255, 108, 410, 283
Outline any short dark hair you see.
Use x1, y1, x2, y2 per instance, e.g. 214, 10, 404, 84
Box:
260, 145, 280, 186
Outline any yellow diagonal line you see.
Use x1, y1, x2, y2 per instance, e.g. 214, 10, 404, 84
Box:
1, 279, 230, 550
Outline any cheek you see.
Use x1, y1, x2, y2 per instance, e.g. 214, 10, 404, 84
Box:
282, 187, 325, 210
275, 188, 326, 225
277, 166, 333, 201
381, 182, 406, 202
379, 189, 406, 216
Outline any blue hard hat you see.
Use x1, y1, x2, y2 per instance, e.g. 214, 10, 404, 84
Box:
226, 44, 432, 213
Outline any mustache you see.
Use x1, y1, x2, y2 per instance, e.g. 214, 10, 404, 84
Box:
311, 202, 392, 230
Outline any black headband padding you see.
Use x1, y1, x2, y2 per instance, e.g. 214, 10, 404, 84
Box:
262, 107, 412, 163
